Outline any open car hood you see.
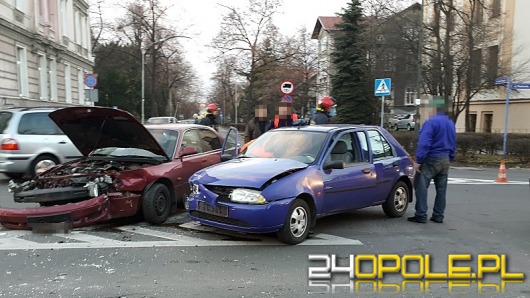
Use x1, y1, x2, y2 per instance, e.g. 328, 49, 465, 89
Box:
195, 158, 308, 189
49, 107, 167, 158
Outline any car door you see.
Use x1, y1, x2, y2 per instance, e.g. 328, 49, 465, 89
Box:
366, 129, 400, 203
321, 130, 377, 213
221, 126, 240, 160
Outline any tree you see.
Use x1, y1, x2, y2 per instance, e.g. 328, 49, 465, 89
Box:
331, 0, 377, 124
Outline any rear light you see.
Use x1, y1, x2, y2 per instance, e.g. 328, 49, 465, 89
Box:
1, 138, 19, 151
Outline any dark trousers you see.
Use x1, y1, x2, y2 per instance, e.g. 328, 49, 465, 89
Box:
413, 156, 451, 220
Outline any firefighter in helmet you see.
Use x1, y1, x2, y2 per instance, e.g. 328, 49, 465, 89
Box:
199, 103, 219, 130
311, 96, 335, 125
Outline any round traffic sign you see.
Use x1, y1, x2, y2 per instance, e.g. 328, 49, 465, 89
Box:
84, 74, 98, 88
280, 81, 294, 94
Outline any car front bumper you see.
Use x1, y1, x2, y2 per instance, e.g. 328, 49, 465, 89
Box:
0, 196, 111, 230
187, 194, 295, 234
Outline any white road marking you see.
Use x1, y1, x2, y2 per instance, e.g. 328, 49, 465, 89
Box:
0, 222, 362, 250
448, 178, 528, 185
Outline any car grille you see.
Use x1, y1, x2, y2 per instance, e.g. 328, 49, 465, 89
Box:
204, 185, 237, 202
190, 211, 250, 227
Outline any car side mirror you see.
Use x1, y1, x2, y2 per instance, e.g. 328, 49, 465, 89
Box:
323, 160, 344, 170
220, 154, 233, 162
180, 146, 198, 157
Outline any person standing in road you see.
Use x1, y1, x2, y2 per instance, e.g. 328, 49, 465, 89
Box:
199, 103, 219, 131
270, 103, 298, 129
244, 105, 271, 144
310, 96, 335, 125
408, 103, 456, 224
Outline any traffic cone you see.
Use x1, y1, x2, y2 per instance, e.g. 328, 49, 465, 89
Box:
495, 160, 508, 183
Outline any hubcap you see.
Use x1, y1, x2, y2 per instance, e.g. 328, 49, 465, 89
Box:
35, 159, 57, 175
394, 186, 408, 212
289, 206, 308, 237
155, 193, 167, 215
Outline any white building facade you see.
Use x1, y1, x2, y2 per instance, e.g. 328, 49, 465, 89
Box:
0, 0, 94, 108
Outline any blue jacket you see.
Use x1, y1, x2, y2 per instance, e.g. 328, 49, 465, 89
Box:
415, 113, 456, 164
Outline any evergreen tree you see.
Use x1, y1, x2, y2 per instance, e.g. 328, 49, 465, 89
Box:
331, 0, 377, 124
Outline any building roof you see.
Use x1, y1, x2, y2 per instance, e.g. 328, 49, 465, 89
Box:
311, 16, 343, 39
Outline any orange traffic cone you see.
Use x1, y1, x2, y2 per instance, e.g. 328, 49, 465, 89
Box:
495, 160, 508, 183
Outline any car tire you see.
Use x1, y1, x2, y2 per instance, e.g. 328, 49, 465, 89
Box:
394, 125, 399, 131
30, 154, 59, 178
407, 124, 412, 131
382, 181, 410, 217
142, 183, 171, 225
277, 199, 311, 245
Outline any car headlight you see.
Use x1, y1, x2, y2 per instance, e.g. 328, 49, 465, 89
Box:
190, 183, 199, 195
229, 188, 267, 204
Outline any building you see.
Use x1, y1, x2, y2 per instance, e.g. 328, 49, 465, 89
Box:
0, 0, 94, 109
311, 16, 342, 101
422, 0, 530, 133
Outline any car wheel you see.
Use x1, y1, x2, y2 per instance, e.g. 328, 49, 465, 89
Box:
31, 155, 59, 177
382, 181, 410, 217
407, 124, 412, 131
394, 125, 399, 131
142, 183, 171, 225
277, 199, 311, 245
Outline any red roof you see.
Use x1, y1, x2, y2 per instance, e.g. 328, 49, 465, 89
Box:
311, 16, 343, 39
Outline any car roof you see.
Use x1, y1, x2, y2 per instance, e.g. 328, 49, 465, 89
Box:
145, 123, 213, 131
273, 124, 382, 133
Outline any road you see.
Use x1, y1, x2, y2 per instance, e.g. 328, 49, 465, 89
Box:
0, 167, 529, 297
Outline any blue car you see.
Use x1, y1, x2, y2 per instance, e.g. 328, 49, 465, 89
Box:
187, 124, 415, 244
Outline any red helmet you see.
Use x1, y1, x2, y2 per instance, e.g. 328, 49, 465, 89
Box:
207, 103, 217, 112
318, 96, 335, 109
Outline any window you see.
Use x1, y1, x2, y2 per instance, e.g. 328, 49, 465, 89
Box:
18, 113, 60, 135
326, 133, 356, 165
355, 132, 370, 162
405, 87, 416, 106
60, 0, 69, 37
74, 9, 81, 45
49, 58, 58, 101
471, 49, 482, 88
198, 129, 221, 152
64, 63, 72, 103
15, 0, 26, 12
16, 46, 29, 97
487, 46, 499, 87
38, 54, 48, 100
367, 130, 393, 159
473, 2, 483, 24
39, 0, 49, 24
468, 113, 477, 132
483, 113, 493, 133
182, 130, 202, 153
491, 0, 501, 18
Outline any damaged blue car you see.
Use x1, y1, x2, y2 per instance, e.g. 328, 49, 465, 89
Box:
186, 124, 415, 244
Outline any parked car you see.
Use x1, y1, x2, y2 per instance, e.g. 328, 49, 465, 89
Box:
388, 115, 403, 129
0, 107, 226, 230
147, 116, 178, 124
0, 107, 82, 179
186, 124, 415, 244
394, 113, 416, 131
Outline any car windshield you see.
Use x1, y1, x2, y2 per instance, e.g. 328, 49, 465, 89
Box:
243, 130, 327, 164
147, 128, 179, 157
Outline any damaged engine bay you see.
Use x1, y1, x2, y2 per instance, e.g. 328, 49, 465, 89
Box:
8, 159, 152, 206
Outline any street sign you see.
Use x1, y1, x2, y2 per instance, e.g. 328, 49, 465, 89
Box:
495, 77, 508, 85
511, 83, 530, 90
374, 78, 391, 96
280, 81, 294, 94
281, 95, 293, 103
84, 74, 98, 89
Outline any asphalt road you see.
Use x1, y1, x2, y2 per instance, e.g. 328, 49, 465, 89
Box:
0, 167, 529, 297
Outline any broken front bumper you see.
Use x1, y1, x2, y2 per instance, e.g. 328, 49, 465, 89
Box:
0, 196, 111, 230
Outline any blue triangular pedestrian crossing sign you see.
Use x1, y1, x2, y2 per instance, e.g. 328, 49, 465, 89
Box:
374, 78, 391, 96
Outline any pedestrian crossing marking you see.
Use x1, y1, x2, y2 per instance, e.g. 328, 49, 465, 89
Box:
0, 222, 363, 250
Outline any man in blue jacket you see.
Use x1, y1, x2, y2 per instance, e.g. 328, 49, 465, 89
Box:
408, 103, 456, 224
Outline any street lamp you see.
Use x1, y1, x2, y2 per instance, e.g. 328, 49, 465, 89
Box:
141, 44, 146, 123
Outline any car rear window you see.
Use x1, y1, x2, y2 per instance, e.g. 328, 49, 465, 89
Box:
0, 112, 13, 133
18, 112, 61, 135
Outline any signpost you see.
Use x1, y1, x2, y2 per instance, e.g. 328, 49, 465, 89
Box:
374, 78, 391, 127
511, 83, 530, 90
280, 81, 294, 95
84, 74, 98, 102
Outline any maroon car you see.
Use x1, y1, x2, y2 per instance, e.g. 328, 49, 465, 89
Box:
0, 107, 225, 230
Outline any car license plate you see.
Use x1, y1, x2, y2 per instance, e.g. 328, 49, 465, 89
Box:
197, 201, 228, 217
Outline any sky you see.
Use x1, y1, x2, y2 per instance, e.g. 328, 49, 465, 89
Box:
95, 0, 351, 91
